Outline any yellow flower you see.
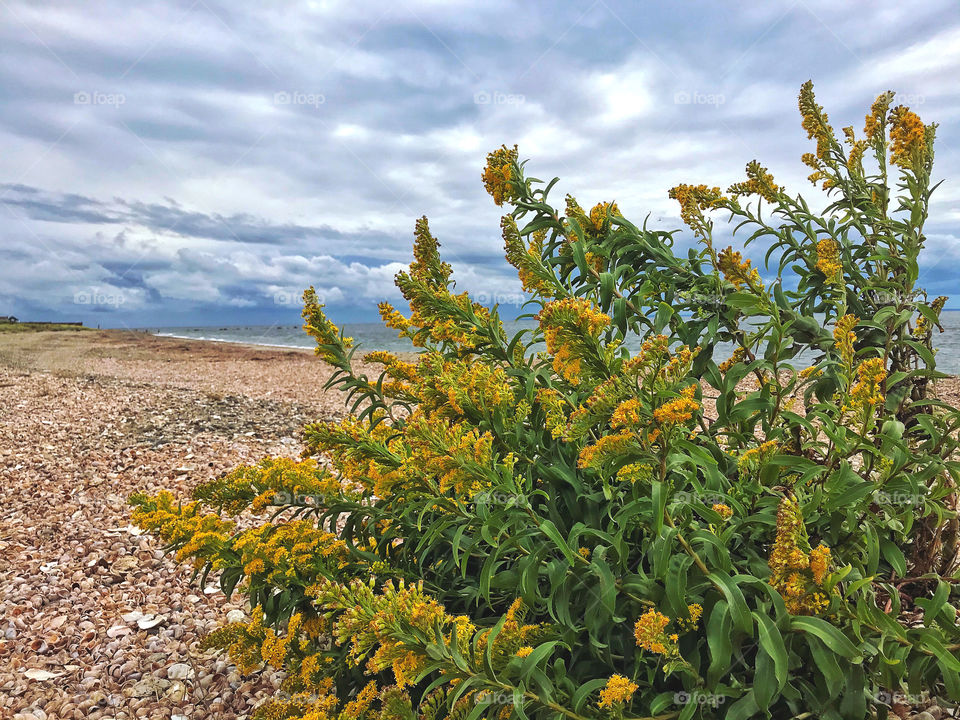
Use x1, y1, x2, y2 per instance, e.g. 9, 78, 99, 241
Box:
378, 301, 410, 333
798, 80, 836, 161
864, 91, 895, 141
768, 497, 831, 615
677, 603, 703, 631
302, 288, 353, 364
634, 609, 676, 656
589, 201, 621, 235
728, 160, 780, 202
653, 385, 700, 426
616, 462, 653, 484
610, 398, 642, 429
717, 247, 762, 290
712, 503, 733, 521
718, 347, 745, 373
738, 440, 778, 474
537, 298, 611, 384
503, 216, 554, 296
598, 675, 638, 708
843, 357, 886, 422
515, 646, 534, 658
578, 431, 636, 469
888, 105, 927, 170
669, 184, 727, 238
815, 238, 842, 281
913, 315, 929, 338
810, 544, 831, 585
482, 145, 519, 205
833, 314, 858, 368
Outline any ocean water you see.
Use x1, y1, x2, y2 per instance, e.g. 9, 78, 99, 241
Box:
150, 310, 960, 374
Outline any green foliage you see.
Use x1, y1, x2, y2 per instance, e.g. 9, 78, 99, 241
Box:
131, 83, 960, 720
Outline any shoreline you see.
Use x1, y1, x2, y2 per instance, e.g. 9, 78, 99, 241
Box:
152, 331, 314, 352
0, 329, 322, 717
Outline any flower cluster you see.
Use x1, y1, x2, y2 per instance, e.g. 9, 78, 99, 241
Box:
713, 503, 733, 521
888, 105, 928, 170
717, 247, 762, 290
768, 497, 831, 615
598, 675, 638, 709
798, 80, 836, 162
482, 144, 519, 206
815, 238, 842, 281
193, 457, 355, 516
588, 200, 621, 235
668, 183, 727, 238
864, 91, 895, 142
129, 490, 234, 569
537, 297, 611, 384
727, 160, 780, 202
502, 215, 554, 296
633, 609, 677, 657
738, 439, 778, 476
616, 462, 654, 484
834, 314, 858, 369
577, 430, 637, 470
232, 520, 349, 584
718, 347, 745, 373
843, 357, 887, 427
653, 385, 700, 426
303, 287, 353, 365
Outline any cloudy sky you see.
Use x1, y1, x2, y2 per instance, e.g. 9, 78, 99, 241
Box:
2, 1, 959, 328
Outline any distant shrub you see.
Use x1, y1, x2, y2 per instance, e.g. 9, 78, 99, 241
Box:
131, 82, 960, 719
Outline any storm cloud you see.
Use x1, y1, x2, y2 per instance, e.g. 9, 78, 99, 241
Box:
1, 0, 958, 327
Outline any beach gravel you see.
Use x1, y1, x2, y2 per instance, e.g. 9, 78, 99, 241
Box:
0, 331, 365, 719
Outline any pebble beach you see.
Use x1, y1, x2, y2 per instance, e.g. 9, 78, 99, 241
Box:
0, 330, 384, 720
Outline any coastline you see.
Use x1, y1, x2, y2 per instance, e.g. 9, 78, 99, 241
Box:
0, 329, 344, 718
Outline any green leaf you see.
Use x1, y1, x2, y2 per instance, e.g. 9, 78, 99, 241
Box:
539, 519, 578, 566
790, 616, 863, 661
708, 572, 753, 635
654, 301, 673, 332
754, 612, 788, 692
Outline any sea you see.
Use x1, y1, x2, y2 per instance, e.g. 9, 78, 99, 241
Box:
150, 310, 960, 375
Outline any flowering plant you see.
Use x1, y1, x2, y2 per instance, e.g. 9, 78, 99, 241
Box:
131, 83, 960, 719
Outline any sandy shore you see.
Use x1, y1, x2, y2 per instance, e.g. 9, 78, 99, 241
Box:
0, 330, 377, 720
2, 329, 958, 720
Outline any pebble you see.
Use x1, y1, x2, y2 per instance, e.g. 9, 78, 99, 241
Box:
0, 330, 365, 719
166, 663, 195, 681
